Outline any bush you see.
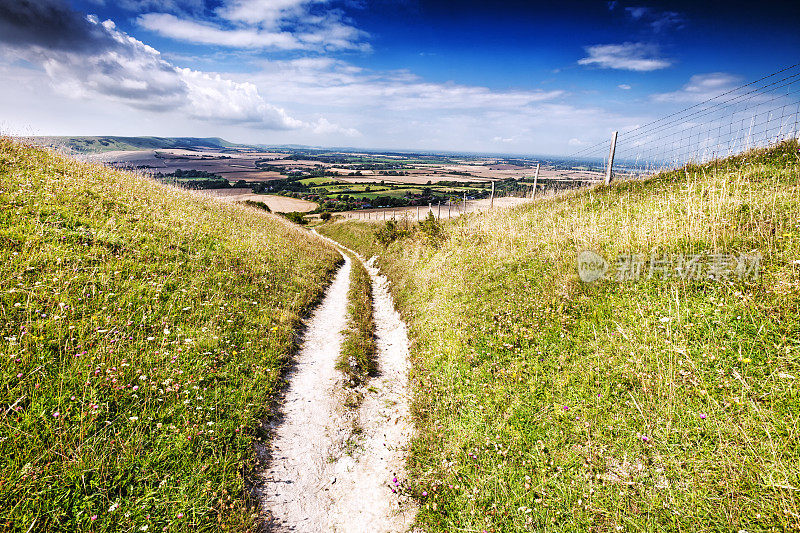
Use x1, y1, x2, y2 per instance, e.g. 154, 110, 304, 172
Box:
320, 212, 332, 221
242, 200, 271, 212
375, 219, 409, 245
418, 212, 445, 247
282, 211, 308, 225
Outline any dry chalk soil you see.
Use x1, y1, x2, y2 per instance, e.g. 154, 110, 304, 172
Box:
260, 246, 416, 532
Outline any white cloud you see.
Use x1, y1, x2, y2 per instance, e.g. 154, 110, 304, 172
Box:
0, 2, 314, 130
253, 58, 564, 112
652, 72, 740, 103
618, 83, 631, 90
137, 13, 303, 49
218, 0, 313, 26
311, 117, 360, 137
177, 68, 303, 128
578, 42, 672, 72
138, 0, 370, 51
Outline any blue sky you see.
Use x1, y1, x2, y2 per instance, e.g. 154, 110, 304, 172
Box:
0, 0, 797, 155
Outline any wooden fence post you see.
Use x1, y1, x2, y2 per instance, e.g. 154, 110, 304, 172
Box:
532, 163, 540, 199
438, 202, 441, 219
490, 181, 495, 209
605, 131, 618, 185
417, 205, 420, 221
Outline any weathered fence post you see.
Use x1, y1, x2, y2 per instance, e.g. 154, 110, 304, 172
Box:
438, 202, 441, 219
605, 131, 618, 185
532, 163, 540, 199
417, 205, 420, 221
490, 181, 495, 209
463, 192, 467, 214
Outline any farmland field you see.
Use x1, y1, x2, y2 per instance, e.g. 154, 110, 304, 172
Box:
31, 137, 604, 216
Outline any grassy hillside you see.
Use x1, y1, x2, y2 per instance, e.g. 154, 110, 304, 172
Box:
319, 140, 800, 532
25, 136, 243, 154
0, 139, 340, 531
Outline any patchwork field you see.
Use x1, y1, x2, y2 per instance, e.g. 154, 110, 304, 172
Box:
36, 138, 604, 215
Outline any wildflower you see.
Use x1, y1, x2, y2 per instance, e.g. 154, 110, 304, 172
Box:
641, 435, 650, 443
91, 515, 97, 521
562, 406, 569, 411
177, 513, 184, 519
699, 413, 707, 420
17, 373, 22, 378
53, 412, 60, 418
422, 491, 428, 497
129, 416, 139, 421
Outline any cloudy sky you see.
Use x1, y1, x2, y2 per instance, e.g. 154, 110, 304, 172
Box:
0, 0, 798, 155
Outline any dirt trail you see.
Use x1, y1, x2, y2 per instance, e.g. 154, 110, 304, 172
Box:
260, 235, 416, 532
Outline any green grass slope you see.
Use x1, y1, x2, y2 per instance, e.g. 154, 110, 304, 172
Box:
319, 140, 800, 532
0, 139, 340, 531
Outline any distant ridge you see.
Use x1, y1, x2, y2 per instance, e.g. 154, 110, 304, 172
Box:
21, 135, 247, 154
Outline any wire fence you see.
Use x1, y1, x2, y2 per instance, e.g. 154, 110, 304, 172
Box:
565, 63, 800, 180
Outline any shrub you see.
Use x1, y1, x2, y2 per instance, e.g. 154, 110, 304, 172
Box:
282, 211, 308, 225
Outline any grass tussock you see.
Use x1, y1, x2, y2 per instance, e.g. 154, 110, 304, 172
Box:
0, 139, 340, 531
319, 140, 800, 532
338, 254, 377, 385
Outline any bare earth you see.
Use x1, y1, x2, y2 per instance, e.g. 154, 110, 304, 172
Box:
333, 195, 537, 221
260, 241, 416, 532
200, 189, 317, 212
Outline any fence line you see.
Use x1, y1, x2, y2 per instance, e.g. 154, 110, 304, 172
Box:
565, 63, 800, 181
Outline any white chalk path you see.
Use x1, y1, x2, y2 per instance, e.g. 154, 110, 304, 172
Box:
260, 234, 416, 532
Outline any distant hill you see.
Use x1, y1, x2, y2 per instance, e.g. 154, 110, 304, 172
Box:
22, 135, 247, 154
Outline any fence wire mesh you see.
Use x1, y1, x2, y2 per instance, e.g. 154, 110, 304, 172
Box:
565, 63, 800, 180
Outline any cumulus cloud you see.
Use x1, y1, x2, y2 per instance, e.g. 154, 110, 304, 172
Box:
0, 0, 310, 129
578, 42, 672, 71
138, 0, 370, 51
177, 69, 303, 128
652, 72, 741, 103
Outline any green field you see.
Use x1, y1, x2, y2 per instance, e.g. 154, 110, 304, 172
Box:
0, 139, 339, 531
319, 141, 800, 532
299, 177, 339, 186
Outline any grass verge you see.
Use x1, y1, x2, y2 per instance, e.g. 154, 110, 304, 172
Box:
0, 139, 340, 532
338, 253, 377, 386
319, 140, 800, 532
